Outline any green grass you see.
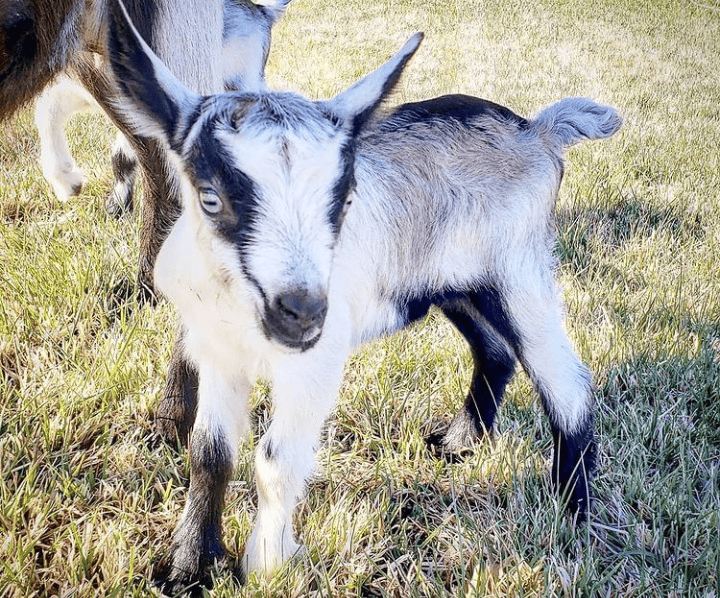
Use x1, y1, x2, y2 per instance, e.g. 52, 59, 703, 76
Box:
2, 0, 720, 596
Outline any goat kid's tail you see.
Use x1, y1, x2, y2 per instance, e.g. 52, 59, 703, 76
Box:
534, 97, 622, 147
253, 0, 293, 22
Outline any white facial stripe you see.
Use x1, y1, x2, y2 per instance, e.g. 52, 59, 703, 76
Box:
216, 122, 347, 299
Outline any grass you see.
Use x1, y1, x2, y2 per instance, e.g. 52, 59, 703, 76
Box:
1, 0, 719, 595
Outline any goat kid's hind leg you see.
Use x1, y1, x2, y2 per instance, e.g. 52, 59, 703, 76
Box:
436, 296, 518, 455
244, 352, 345, 576
157, 364, 250, 594
508, 278, 595, 519
106, 133, 138, 216
155, 328, 199, 447
34, 76, 94, 201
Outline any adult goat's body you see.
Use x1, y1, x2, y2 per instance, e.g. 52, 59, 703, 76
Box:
107, 0, 622, 590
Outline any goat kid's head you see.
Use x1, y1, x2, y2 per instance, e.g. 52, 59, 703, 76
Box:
108, 0, 422, 351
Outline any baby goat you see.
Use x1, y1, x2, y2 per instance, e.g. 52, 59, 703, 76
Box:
33, 0, 290, 210
108, 0, 621, 590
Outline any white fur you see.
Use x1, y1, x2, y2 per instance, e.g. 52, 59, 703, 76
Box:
34, 76, 98, 200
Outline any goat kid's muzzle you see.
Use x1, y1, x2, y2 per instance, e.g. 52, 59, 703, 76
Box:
262, 288, 328, 351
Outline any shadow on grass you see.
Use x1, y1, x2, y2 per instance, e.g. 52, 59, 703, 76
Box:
556, 193, 705, 279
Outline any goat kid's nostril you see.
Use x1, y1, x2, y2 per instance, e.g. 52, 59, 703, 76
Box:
276, 292, 328, 328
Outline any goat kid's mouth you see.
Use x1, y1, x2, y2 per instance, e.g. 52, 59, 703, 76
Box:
260, 289, 328, 352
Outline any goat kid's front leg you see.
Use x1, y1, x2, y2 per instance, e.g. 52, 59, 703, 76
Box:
244, 352, 344, 576
156, 363, 250, 594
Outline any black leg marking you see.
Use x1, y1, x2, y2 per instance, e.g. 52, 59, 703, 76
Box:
549, 411, 596, 520
155, 333, 199, 448
154, 427, 234, 595
106, 140, 138, 216
429, 290, 518, 454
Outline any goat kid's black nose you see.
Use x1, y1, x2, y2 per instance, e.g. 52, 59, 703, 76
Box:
275, 291, 328, 328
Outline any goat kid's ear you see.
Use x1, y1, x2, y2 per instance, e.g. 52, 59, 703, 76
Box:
326, 32, 423, 135
107, 0, 200, 149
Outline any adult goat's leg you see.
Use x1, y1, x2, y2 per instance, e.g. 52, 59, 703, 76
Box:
135, 140, 181, 298
155, 328, 199, 446
34, 77, 94, 200
106, 132, 138, 216
71, 58, 201, 442
70, 58, 179, 297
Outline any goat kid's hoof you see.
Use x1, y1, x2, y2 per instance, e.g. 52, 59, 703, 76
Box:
151, 552, 240, 597
425, 421, 485, 464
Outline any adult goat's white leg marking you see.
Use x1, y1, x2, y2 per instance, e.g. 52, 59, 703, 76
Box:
35, 76, 97, 200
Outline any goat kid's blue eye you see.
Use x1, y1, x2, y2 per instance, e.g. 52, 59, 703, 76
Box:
199, 189, 222, 214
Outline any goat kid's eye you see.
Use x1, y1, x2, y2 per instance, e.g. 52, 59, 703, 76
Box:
199, 189, 222, 215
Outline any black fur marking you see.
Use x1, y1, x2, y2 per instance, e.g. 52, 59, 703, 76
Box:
398, 286, 521, 451
349, 38, 422, 137
173, 98, 205, 153
111, 143, 138, 180
328, 139, 357, 235
397, 286, 520, 351
107, 0, 179, 141
107, 144, 138, 214
384, 95, 530, 131
441, 301, 518, 442
185, 116, 260, 253
465, 287, 521, 351
119, 0, 157, 50
157, 427, 234, 593
547, 411, 596, 520
1, 9, 38, 73
263, 439, 274, 461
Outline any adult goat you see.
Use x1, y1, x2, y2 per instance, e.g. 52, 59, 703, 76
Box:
2, 0, 279, 449
32, 0, 290, 211
1, 0, 225, 296
111, 0, 621, 591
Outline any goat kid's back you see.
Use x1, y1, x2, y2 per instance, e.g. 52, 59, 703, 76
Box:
336, 95, 622, 334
